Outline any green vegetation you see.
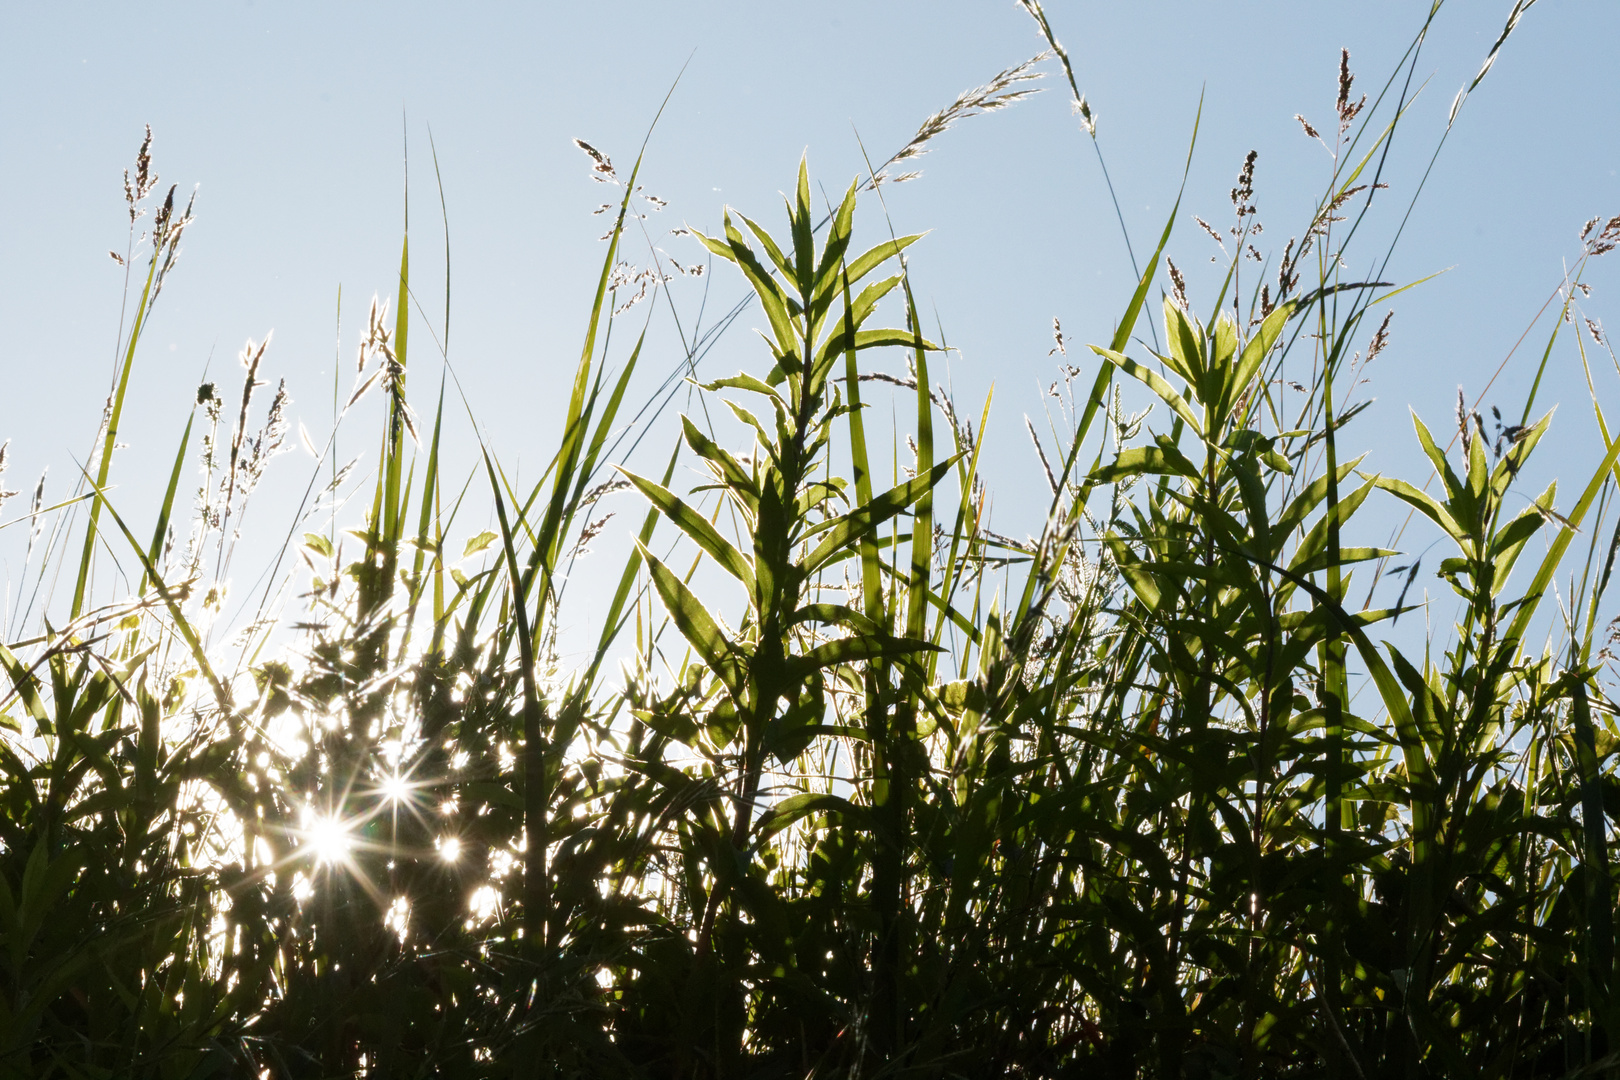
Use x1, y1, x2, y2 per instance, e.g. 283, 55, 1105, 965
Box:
6, 5, 1620, 1076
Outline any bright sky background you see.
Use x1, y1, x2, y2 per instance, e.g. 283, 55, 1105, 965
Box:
4, 1, 1619, 645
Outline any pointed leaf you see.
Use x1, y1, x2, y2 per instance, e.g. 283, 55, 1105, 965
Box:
1090, 346, 1204, 436
802, 455, 963, 572
640, 543, 748, 704
1228, 301, 1295, 412
1368, 475, 1470, 550
621, 468, 755, 590
1091, 445, 1201, 484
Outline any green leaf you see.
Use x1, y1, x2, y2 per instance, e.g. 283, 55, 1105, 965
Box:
1490, 486, 1555, 594
1059, 176, 1190, 512
1367, 475, 1469, 550
1274, 457, 1365, 537
1505, 425, 1620, 647
1227, 301, 1295, 413
1412, 412, 1471, 514
0, 643, 49, 725
1090, 346, 1204, 437
790, 633, 939, 678
1211, 311, 1239, 371
76, 470, 232, 710
792, 154, 814, 293
789, 602, 883, 637
639, 543, 749, 705
462, 530, 499, 557
683, 416, 760, 507
755, 792, 874, 840
620, 467, 755, 590
818, 326, 941, 365
1091, 445, 1202, 484
694, 215, 799, 360
1288, 479, 1376, 573
1287, 545, 1397, 577
1163, 297, 1206, 389
739, 212, 796, 285
828, 235, 922, 300
802, 455, 963, 573
809, 180, 860, 303
702, 372, 784, 402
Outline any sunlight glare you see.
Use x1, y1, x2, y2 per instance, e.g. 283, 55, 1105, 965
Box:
469, 885, 499, 923
307, 815, 353, 865
384, 896, 411, 943
380, 772, 412, 805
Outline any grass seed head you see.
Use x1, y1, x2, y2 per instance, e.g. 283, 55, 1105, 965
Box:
24, 468, 46, 562
124, 125, 157, 223
1168, 258, 1188, 311
1367, 310, 1393, 362
1337, 48, 1366, 133
0, 441, 14, 513
573, 138, 617, 183
1583, 213, 1620, 256
866, 51, 1047, 189
1327, 185, 1368, 214
1230, 150, 1258, 221
1194, 215, 1228, 254
153, 185, 176, 243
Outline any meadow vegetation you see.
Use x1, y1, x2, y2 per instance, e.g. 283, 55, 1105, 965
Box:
6, 3, 1620, 1076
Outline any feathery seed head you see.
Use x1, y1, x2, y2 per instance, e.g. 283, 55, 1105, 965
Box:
865, 52, 1047, 190
573, 139, 617, 183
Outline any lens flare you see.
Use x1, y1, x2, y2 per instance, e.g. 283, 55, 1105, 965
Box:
380, 772, 412, 805
306, 815, 353, 865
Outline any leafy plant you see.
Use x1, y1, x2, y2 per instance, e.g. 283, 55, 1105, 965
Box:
5, 5, 1620, 1078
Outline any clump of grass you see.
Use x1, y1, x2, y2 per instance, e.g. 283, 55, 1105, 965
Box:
4, 4, 1620, 1078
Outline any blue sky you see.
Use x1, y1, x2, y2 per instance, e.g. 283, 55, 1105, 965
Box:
4, 1, 1618, 639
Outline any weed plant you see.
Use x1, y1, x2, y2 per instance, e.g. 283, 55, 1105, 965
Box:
5, 4, 1620, 1077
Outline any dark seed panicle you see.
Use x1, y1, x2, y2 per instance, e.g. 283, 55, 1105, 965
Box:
1367, 311, 1393, 362
1582, 214, 1620, 256
1337, 48, 1366, 133
1231, 150, 1258, 216
1168, 258, 1188, 311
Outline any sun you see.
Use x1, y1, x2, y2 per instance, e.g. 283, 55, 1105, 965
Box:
305, 814, 354, 865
